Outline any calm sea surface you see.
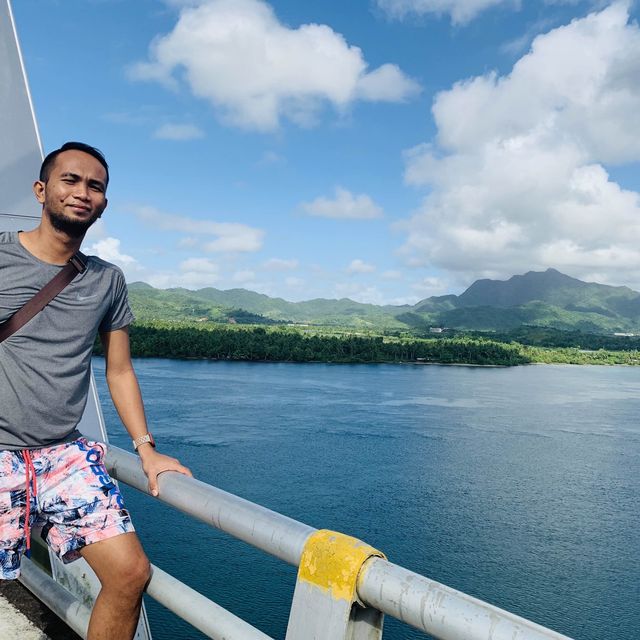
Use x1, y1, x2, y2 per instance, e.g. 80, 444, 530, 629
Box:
93, 359, 640, 640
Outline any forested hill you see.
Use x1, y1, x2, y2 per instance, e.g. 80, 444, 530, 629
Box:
127, 282, 410, 328
127, 269, 640, 334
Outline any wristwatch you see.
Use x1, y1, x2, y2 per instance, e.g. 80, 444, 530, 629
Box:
133, 432, 156, 452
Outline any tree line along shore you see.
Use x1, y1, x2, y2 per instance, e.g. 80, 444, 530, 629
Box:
93, 321, 640, 366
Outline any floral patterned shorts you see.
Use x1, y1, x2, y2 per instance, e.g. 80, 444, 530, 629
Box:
0, 437, 134, 579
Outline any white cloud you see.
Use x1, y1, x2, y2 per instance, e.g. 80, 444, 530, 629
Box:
285, 276, 305, 287
382, 269, 403, 279
133, 205, 264, 253
301, 187, 384, 219
83, 235, 238, 290
153, 123, 205, 140
84, 235, 156, 285
86, 237, 137, 267
130, 0, 419, 131
355, 63, 421, 101
263, 258, 299, 270
431, 4, 640, 164
376, 0, 516, 24
85, 235, 222, 288
346, 259, 376, 274
499, 16, 560, 57
400, 3, 640, 288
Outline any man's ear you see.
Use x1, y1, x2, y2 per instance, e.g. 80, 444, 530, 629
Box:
33, 180, 45, 205
99, 197, 108, 217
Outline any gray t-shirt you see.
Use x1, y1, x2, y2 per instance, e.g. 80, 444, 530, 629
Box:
0, 231, 134, 449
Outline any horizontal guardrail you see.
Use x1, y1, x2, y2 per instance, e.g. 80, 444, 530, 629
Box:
146, 564, 272, 640
19, 552, 273, 640
359, 560, 571, 640
106, 446, 574, 640
19, 557, 91, 637
106, 446, 314, 567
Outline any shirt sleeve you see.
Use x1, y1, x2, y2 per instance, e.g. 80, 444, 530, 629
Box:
99, 269, 135, 332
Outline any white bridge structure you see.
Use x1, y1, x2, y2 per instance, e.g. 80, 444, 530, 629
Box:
1, 1, 574, 638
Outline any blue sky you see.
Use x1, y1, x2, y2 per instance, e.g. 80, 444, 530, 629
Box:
12, 0, 640, 304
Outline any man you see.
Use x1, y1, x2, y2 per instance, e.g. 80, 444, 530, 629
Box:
0, 141, 191, 640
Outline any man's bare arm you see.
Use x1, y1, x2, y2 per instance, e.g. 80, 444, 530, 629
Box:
100, 327, 192, 495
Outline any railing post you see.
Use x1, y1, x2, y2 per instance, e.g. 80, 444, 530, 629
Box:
285, 530, 385, 640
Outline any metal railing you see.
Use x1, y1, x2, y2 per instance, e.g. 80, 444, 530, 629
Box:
19, 445, 574, 640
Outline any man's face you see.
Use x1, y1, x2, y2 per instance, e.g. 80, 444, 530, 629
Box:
34, 149, 108, 238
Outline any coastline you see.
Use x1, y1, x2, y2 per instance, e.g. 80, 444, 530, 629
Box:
93, 353, 640, 367
91, 321, 640, 367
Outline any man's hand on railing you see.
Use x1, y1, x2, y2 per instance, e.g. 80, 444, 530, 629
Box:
139, 449, 193, 497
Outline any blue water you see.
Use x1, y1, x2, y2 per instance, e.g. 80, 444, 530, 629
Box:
93, 359, 640, 640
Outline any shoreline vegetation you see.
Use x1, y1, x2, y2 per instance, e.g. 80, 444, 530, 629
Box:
94, 321, 640, 366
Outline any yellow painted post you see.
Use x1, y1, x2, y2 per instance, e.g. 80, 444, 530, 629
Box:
285, 529, 386, 640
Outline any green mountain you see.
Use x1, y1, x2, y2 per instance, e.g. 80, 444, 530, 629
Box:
127, 269, 640, 334
457, 268, 640, 313
432, 269, 640, 332
127, 282, 410, 328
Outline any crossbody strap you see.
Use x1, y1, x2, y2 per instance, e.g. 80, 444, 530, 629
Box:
0, 251, 88, 343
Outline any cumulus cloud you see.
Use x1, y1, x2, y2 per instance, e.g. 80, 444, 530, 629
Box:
84, 235, 157, 285
129, 0, 419, 131
346, 259, 376, 274
301, 187, 384, 219
376, 0, 516, 24
400, 3, 640, 288
133, 205, 265, 253
86, 237, 137, 267
153, 123, 205, 140
85, 234, 224, 288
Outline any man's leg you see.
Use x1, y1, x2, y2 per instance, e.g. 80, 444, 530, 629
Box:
80, 532, 151, 640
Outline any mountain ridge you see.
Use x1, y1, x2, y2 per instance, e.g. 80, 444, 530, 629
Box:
127, 268, 640, 333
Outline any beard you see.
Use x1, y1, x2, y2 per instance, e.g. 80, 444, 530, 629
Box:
48, 209, 101, 239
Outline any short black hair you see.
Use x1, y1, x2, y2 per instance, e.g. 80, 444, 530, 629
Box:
39, 141, 109, 186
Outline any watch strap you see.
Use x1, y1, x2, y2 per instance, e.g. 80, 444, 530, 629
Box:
133, 433, 155, 451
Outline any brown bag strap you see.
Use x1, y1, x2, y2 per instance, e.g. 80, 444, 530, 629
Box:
0, 251, 87, 343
